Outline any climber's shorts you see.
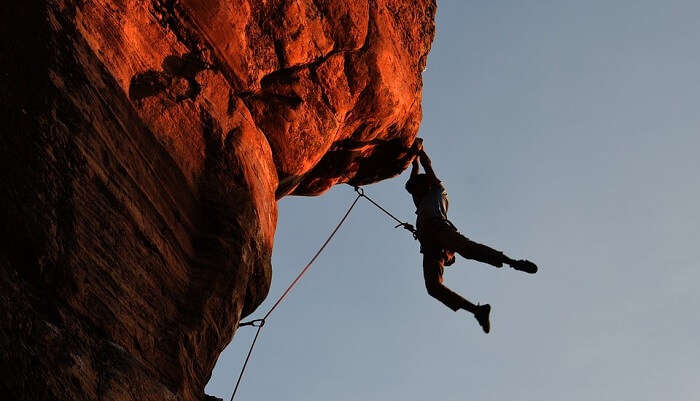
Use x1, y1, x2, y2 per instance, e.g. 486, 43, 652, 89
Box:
417, 218, 457, 264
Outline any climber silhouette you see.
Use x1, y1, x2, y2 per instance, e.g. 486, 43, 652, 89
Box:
404, 138, 537, 333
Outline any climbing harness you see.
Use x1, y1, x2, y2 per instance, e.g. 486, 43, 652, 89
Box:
229, 185, 415, 401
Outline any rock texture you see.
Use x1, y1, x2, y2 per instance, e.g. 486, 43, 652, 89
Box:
0, 1, 435, 400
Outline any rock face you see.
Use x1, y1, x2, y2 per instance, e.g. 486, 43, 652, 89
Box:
0, 1, 435, 400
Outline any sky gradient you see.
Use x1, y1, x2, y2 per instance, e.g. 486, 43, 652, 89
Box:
206, 1, 700, 400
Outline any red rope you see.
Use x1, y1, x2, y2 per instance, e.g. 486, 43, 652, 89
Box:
230, 193, 362, 401
230, 186, 416, 400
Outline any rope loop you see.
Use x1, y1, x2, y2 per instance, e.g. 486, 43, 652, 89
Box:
353, 186, 364, 196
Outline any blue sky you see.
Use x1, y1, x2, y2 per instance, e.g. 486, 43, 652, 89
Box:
206, 1, 700, 400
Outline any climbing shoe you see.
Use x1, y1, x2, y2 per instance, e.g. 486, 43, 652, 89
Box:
509, 259, 538, 274
474, 304, 491, 334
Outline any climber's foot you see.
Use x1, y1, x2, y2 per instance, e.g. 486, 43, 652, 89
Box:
509, 259, 538, 274
474, 304, 491, 334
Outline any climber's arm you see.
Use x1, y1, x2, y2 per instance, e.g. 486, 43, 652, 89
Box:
419, 149, 440, 183
404, 139, 423, 194
410, 154, 420, 179
407, 138, 423, 182
405, 154, 421, 195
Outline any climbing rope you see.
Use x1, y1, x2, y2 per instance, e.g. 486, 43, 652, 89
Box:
352, 186, 417, 238
229, 186, 415, 401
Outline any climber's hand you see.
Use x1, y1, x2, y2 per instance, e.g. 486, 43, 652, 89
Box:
414, 137, 424, 152
410, 137, 424, 155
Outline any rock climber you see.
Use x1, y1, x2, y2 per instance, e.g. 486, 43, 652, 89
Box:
404, 138, 537, 333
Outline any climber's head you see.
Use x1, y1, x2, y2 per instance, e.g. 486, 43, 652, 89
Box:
405, 173, 433, 199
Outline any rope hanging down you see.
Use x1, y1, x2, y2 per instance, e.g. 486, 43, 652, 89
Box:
229, 186, 414, 401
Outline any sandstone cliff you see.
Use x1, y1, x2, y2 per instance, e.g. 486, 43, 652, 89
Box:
0, 1, 435, 399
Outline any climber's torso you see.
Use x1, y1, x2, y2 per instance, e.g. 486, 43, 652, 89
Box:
415, 182, 449, 232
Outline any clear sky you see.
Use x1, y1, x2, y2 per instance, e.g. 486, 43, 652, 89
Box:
206, 1, 700, 400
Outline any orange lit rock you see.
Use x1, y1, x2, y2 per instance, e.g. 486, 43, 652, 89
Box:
0, 0, 435, 400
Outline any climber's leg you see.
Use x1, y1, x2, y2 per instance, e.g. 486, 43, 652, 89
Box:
436, 227, 538, 274
437, 228, 509, 268
422, 253, 477, 313
422, 253, 491, 332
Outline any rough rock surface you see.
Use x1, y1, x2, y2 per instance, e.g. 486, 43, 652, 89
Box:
0, 1, 435, 400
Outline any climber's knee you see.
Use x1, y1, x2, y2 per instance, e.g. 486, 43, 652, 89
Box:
425, 279, 443, 298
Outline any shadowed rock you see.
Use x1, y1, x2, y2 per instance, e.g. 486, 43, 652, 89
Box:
0, 0, 436, 400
